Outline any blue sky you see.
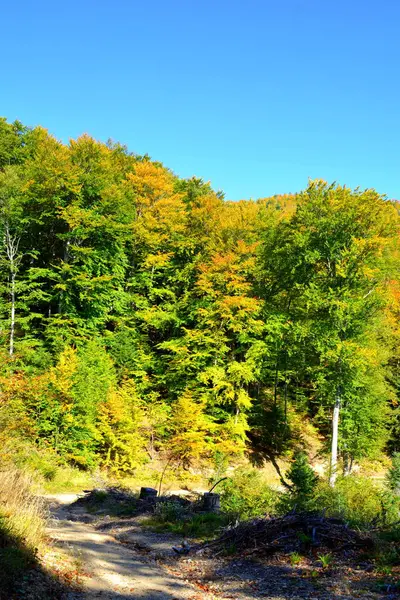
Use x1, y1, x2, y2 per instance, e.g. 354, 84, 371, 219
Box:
1, 1, 399, 200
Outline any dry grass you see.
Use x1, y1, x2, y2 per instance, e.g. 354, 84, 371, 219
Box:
0, 468, 50, 597
0, 469, 46, 552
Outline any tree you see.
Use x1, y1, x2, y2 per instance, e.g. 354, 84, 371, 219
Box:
259, 181, 399, 485
0, 167, 25, 356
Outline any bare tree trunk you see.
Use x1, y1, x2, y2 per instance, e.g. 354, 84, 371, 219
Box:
9, 271, 15, 356
4, 225, 20, 357
329, 387, 341, 487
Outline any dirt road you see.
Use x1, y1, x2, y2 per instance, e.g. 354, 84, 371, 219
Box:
45, 494, 211, 600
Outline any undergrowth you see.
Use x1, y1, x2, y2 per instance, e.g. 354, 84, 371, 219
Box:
219, 467, 279, 519
0, 469, 46, 596
143, 511, 230, 540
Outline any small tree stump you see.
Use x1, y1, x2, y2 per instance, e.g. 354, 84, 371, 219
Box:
202, 492, 221, 512
139, 487, 158, 500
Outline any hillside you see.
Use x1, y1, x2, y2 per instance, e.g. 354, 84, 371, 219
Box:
0, 116, 400, 597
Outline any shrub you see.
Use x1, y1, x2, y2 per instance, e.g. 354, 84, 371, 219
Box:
220, 467, 278, 519
288, 453, 318, 497
154, 501, 184, 523
278, 452, 318, 513
314, 475, 400, 527
386, 452, 400, 493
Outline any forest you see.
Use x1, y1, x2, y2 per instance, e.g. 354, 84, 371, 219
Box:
0, 116, 399, 486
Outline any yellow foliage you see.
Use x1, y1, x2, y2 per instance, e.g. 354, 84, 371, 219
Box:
169, 392, 214, 465
49, 347, 78, 397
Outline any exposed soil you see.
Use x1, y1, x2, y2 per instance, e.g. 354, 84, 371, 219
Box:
42, 493, 399, 600
44, 493, 212, 599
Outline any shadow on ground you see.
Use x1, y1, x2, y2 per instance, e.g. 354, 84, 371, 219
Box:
178, 554, 400, 600
36, 494, 399, 600
0, 524, 65, 600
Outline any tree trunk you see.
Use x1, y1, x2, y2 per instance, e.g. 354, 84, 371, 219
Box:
9, 271, 15, 356
342, 452, 353, 476
329, 387, 341, 487
4, 226, 20, 358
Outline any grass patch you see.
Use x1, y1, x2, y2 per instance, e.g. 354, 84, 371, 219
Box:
42, 465, 95, 493
143, 511, 231, 540
0, 469, 46, 596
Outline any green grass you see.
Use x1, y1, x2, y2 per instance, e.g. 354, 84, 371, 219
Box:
289, 551, 303, 566
42, 466, 95, 493
143, 511, 231, 540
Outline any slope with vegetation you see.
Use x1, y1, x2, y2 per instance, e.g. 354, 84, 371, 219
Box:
0, 116, 399, 595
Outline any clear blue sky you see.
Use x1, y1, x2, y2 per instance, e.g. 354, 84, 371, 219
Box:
1, 0, 399, 200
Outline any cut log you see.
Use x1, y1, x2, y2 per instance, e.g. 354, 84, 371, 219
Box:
202, 492, 221, 512
139, 487, 158, 500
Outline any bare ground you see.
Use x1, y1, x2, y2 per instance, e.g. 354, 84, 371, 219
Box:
44, 494, 213, 599
42, 494, 399, 600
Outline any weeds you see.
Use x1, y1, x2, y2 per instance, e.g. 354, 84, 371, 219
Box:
0, 470, 46, 551
143, 509, 230, 540
318, 553, 333, 569
154, 501, 184, 523
289, 551, 303, 566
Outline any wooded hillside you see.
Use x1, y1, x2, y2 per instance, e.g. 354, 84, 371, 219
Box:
0, 117, 399, 482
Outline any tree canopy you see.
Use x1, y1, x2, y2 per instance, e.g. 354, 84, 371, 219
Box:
0, 117, 398, 481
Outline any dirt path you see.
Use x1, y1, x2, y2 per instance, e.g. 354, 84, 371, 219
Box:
42, 494, 392, 600
45, 494, 212, 600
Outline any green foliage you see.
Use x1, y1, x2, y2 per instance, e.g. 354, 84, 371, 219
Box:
144, 509, 230, 540
279, 452, 319, 512
289, 551, 302, 566
386, 452, 400, 492
0, 117, 399, 487
288, 453, 318, 495
220, 467, 278, 519
153, 501, 184, 523
314, 476, 400, 527
318, 553, 334, 569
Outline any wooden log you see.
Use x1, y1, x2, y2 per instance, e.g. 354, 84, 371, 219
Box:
202, 492, 221, 512
139, 487, 158, 500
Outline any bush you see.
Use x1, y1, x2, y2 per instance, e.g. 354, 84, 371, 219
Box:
277, 452, 318, 513
154, 501, 184, 523
386, 452, 400, 493
314, 475, 400, 527
220, 467, 278, 519
287, 453, 318, 497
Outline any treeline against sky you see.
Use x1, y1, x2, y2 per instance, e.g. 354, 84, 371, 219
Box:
0, 117, 399, 478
